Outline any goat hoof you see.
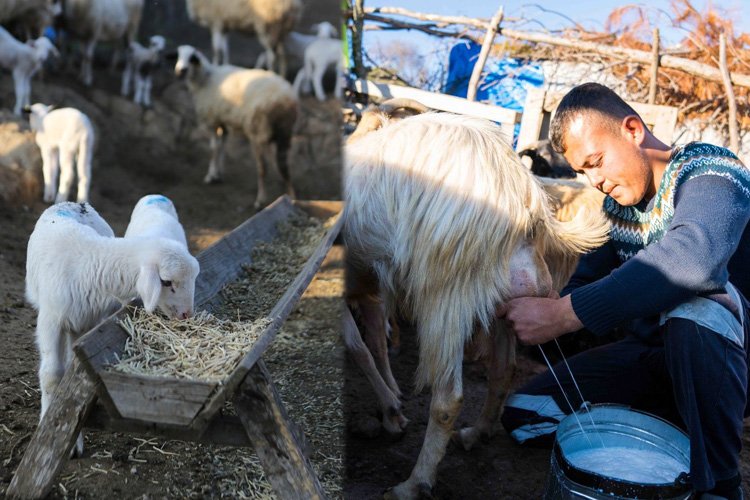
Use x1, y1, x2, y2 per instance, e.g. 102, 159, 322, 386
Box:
452, 426, 478, 451
417, 482, 434, 499
69, 434, 84, 458
203, 175, 223, 185
384, 481, 419, 500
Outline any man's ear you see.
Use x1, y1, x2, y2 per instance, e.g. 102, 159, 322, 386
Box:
621, 115, 645, 145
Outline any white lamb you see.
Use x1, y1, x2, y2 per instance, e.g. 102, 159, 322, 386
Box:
26, 201, 199, 454
292, 22, 342, 101
0, 26, 58, 115
124, 194, 188, 248
175, 45, 298, 209
120, 35, 165, 107
27, 103, 95, 204
59, 0, 144, 86
185, 0, 301, 75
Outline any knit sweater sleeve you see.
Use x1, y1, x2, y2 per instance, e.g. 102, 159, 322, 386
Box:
570, 175, 750, 335
560, 240, 620, 297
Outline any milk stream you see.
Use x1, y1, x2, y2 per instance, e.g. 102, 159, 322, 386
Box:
537, 343, 605, 448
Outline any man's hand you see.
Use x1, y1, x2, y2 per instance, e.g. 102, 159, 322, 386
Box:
500, 294, 583, 345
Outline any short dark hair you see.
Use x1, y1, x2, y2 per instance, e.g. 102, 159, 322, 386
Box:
549, 83, 642, 154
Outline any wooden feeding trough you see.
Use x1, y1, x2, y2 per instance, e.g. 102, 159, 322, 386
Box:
7, 196, 343, 500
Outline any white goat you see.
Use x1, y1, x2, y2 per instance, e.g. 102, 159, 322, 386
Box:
27, 103, 95, 204
120, 35, 165, 107
175, 45, 298, 209
292, 22, 342, 102
0, 27, 58, 115
59, 0, 143, 86
26, 202, 199, 454
344, 105, 609, 499
185, 0, 301, 75
124, 194, 188, 248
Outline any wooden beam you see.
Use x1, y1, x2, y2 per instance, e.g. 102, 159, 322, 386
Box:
7, 359, 98, 499
358, 7, 750, 88
364, 6, 493, 29
351, 0, 366, 78
648, 28, 660, 104
719, 33, 740, 154
350, 78, 519, 140
235, 359, 326, 499
467, 7, 504, 102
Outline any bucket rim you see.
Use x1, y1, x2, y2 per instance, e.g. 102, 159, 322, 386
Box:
553, 443, 691, 498
554, 404, 691, 497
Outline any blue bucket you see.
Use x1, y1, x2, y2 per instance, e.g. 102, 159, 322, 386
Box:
543, 404, 691, 499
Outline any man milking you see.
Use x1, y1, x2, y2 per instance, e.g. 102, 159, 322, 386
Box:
500, 82, 750, 499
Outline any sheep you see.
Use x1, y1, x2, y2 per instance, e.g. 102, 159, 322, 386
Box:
27, 103, 95, 204
185, 0, 301, 75
0, 0, 61, 39
58, 0, 144, 86
124, 194, 188, 248
292, 23, 342, 102
255, 23, 337, 70
120, 35, 165, 107
0, 26, 58, 114
174, 45, 298, 209
518, 139, 577, 179
343, 104, 609, 499
26, 201, 199, 455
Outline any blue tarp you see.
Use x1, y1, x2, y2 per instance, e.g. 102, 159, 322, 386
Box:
444, 40, 544, 144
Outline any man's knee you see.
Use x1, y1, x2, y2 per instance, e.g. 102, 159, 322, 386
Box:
501, 393, 565, 447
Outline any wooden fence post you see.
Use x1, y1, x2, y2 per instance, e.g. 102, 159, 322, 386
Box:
351, 0, 366, 78
648, 28, 660, 104
719, 33, 740, 155
467, 6, 504, 102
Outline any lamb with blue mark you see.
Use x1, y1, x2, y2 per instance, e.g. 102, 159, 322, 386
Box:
25, 200, 199, 456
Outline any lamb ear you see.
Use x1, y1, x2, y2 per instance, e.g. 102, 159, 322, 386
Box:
136, 264, 162, 312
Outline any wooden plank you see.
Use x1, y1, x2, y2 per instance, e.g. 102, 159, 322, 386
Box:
7, 359, 98, 499
195, 196, 296, 306
516, 87, 546, 152
99, 371, 216, 426
517, 89, 678, 147
235, 359, 326, 499
351, 78, 519, 140
191, 211, 344, 431
629, 101, 677, 145
84, 405, 252, 447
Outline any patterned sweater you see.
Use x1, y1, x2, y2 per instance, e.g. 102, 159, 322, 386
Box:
563, 142, 750, 337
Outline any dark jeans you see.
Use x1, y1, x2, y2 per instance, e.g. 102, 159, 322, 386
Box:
500, 310, 750, 492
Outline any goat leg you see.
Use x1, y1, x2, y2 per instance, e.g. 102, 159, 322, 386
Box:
454, 323, 516, 451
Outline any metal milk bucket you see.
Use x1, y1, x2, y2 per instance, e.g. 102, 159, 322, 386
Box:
543, 404, 691, 499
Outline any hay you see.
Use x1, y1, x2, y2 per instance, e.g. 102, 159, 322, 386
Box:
108, 209, 334, 382
110, 308, 271, 382
215, 209, 335, 322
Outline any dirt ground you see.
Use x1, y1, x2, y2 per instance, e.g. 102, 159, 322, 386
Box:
2, 3, 750, 497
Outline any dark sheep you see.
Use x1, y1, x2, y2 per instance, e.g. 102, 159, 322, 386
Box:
518, 139, 577, 179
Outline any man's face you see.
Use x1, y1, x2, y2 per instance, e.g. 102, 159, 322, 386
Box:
562, 113, 652, 206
